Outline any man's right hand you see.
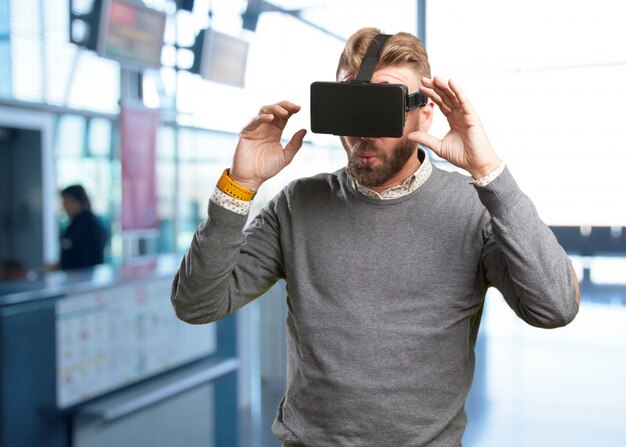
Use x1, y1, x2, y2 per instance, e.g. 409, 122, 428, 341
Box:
230, 101, 307, 191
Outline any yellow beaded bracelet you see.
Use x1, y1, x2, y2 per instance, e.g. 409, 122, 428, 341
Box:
216, 168, 256, 202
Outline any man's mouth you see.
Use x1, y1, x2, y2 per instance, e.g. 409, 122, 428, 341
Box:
358, 154, 378, 166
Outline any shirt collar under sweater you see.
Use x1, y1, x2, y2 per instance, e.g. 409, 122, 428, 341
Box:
347, 147, 432, 200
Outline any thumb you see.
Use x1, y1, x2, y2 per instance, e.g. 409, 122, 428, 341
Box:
408, 131, 441, 156
283, 129, 307, 164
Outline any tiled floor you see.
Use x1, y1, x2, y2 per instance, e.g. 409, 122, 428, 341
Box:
242, 278, 626, 446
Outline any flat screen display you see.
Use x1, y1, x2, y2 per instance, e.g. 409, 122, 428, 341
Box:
97, 0, 166, 68
197, 30, 249, 87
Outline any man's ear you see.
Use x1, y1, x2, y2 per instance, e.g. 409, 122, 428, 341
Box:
417, 101, 434, 132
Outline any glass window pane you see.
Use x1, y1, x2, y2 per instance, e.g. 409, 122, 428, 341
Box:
9, 0, 43, 101
177, 161, 212, 250
10, 0, 40, 34
56, 115, 86, 157
66, 51, 120, 113
0, 0, 9, 97
0, 0, 9, 31
10, 36, 43, 101
88, 118, 112, 157
0, 41, 10, 97
56, 158, 112, 215
44, 42, 79, 105
156, 125, 176, 254
157, 160, 175, 253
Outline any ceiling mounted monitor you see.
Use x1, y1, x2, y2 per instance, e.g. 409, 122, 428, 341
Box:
191, 29, 249, 88
97, 0, 166, 69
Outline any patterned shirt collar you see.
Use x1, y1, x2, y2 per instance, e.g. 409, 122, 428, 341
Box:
348, 148, 432, 200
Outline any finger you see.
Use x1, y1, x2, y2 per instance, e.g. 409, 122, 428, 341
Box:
261, 101, 301, 119
420, 77, 435, 89
419, 84, 452, 116
283, 129, 308, 164
277, 100, 302, 114
407, 130, 442, 156
431, 76, 460, 112
448, 79, 476, 114
260, 104, 290, 119
241, 113, 274, 134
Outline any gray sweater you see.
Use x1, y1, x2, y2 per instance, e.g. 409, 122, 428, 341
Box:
171, 165, 578, 446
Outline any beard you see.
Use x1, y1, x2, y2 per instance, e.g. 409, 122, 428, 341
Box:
342, 137, 418, 188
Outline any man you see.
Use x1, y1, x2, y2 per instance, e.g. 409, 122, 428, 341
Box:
172, 27, 580, 446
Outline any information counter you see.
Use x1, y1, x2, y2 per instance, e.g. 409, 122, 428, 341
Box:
0, 257, 238, 447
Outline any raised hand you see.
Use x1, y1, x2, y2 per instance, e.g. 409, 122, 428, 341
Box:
230, 101, 307, 191
408, 76, 501, 180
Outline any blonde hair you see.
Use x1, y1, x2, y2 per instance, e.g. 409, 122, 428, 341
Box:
336, 27, 431, 81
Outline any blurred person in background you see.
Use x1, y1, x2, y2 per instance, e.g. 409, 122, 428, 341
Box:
54, 184, 107, 270
172, 27, 580, 447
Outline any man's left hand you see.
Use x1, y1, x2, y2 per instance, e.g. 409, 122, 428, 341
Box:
408, 76, 501, 180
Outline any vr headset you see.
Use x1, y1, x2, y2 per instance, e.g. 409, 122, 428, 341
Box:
310, 34, 428, 138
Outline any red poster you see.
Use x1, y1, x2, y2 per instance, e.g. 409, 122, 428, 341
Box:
120, 105, 160, 231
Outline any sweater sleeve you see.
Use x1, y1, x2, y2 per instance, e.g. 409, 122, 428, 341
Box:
171, 197, 285, 324
476, 167, 579, 328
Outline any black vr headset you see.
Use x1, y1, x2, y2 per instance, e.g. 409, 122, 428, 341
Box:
310, 34, 428, 138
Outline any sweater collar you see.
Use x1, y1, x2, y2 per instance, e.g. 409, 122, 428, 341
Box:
347, 148, 432, 200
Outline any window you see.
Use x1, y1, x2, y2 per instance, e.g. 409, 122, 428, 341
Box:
55, 114, 118, 263
428, 0, 626, 226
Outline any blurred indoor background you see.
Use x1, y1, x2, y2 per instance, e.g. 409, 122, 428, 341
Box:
0, 0, 625, 446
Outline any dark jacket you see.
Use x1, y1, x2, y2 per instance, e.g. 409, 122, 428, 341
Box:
60, 210, 107, 270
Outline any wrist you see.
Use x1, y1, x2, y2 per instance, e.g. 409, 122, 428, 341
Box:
469, 157, 502, 181
470, 160, 505, 187
217, 169, 257, 202
228, 170, 263, 192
